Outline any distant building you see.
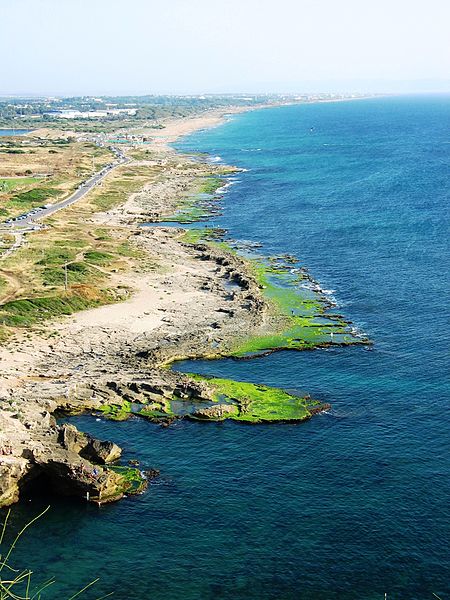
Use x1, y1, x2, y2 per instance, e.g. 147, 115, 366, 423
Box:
45, 108, 137, 119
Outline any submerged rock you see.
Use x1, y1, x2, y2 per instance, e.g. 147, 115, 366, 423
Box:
144, 468, 160, 479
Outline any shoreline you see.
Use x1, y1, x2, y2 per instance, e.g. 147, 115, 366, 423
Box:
0, 104, 365, 507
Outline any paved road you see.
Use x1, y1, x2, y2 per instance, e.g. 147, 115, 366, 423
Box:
8, 153, 130, 228
0, 150, 130, 260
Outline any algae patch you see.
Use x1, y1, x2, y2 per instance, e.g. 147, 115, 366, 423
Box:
93, 375, 325, 424
186, 374, 323, 423
162, 176, 227, 224
98, 401, 133, 421
179, 227, 368, 358
107, 465, 147, 494
231, 257, 367, 357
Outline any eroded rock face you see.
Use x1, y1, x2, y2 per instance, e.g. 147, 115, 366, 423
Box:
80, 438, 122, 464
0, 412, 128, 507
0, 458, 30, 507
58, 424, 122, 464
34, 455, 127, 504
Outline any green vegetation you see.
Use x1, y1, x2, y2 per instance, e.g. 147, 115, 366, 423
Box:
11, 187, 60, 205
0, 137, 144, 339
188, 374, 321, 423
138, 398, 175, 419
0, 137, 112, 219
164, 202, 212, 224
179, 227, 224, 244
0, 94, 280, 132
93, 228, 113, 241
0, 177, 39, 192
107, 465, 147, 494
53, 238, 87, 248
163, 176, 225, 224
97, 398, 175, 422
94, 376, 321, 424
98, 401, 132, 421
90, 166, 155, 211
0, 506, 104, 598
198, 176, 223, 194
116, 241, 141, 258
0, 219, 143, 337
41, 262, 91, 286
36, 246, 77, 265
231, 259, 358, 357
0, 288, 114, 327
180, 228, 359, 357
1, 186, 61, 219
84, 251, 114, 264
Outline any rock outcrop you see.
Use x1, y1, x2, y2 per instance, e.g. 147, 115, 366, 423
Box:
0, 409, 133, 507
0, 193, 274, 509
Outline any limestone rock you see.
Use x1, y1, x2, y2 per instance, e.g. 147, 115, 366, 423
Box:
191, 404, 238, 420
0, 458, 29, 507
80, 438, 122, 464
58, 423, 121, 464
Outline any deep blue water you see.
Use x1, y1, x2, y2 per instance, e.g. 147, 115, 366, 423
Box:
0, 128, 32, 136
4, 97, 450, 599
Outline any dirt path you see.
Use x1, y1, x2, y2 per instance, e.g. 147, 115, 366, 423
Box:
0, 268, 24, 303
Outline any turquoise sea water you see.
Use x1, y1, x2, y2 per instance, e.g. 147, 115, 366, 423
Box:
0, 129, 33, 136
4, 97, 450, 599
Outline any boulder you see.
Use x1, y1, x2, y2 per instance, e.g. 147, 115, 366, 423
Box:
80, 438, 122, 464
58, 423, 121, 464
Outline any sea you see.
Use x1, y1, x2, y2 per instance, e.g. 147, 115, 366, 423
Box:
0, 129, 33, 136
4, 96, 450, 599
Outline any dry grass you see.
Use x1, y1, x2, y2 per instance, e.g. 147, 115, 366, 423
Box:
0, 148, 160, 336
0, 137, 113, 219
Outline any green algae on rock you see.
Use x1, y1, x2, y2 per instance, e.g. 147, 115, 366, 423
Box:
97, 397, 175, 422
178, 227, 367, 359
178, 227, 226, 245
230, 257, 367, 357
98, 401, 132, 421
163, 175, 228, 224
91, 373, 326, 424
187, 374, 326, 423
107, 465, 148, 495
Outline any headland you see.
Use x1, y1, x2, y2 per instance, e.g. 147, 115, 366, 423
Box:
0, 103, 368, 507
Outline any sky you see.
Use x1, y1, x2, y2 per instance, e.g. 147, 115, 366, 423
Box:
1, 0, 449, 96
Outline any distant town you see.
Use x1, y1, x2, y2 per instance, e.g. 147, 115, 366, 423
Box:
0, 93, 370, 129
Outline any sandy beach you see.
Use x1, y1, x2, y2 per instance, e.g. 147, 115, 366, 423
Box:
142, 106, 250, 151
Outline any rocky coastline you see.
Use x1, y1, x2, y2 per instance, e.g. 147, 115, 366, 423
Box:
0, 110, 365, 508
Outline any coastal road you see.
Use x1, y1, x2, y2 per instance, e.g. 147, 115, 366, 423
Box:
8, 152, 130, 228
0, 150, 130, 260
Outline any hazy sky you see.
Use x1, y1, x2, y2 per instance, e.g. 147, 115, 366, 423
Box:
1, 0, 449, 95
